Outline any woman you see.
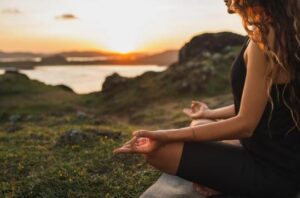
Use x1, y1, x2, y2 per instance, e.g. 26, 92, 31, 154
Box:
114, 0, 300, 197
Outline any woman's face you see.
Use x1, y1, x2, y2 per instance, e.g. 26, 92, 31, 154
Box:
224, 0, 236, 14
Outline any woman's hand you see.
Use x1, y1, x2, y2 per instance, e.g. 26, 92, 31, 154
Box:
113, 130, 166, 155
183, 100, 210, 119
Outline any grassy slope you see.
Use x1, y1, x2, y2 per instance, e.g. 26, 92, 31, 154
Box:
0, 115, 160, 198
0, 73, 79, 115
0, 35, 242, 197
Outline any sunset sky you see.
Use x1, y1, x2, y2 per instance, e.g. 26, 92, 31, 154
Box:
0, 0, 245, 54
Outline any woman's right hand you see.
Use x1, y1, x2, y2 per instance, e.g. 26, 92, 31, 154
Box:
183, 100, 210, 119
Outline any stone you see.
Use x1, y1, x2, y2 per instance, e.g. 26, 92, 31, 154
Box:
76, 111, 89, 120
102, 73, 128, 92
56, 84, 74, 92
9, 114, 22, 123
178, 32, 245, 64
139, 173, 204, 198
57, 129, 89, 145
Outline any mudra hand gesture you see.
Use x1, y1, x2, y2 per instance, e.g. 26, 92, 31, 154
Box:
183, 100, 210, 119
113, 130, 166, 154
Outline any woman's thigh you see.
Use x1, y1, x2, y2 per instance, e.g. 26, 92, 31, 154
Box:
175, 141, 298, 197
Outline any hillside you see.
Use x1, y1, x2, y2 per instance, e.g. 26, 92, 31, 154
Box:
82, 32, 245, 119
0, 31, 246, 197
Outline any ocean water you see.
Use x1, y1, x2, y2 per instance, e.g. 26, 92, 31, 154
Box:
0, 65, 167, 94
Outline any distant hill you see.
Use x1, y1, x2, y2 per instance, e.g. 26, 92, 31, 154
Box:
0, 50, 178, 67
0, 72, 78, 114
0, 51, 43, 59
133, 50, 178, 66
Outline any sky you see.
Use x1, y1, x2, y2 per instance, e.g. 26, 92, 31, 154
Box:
0, 0, 246, 54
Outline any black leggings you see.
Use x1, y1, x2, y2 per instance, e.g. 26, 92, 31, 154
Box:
175, 141, 299, 198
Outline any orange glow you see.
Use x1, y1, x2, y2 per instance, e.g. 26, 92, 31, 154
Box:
0, 0, 244, 53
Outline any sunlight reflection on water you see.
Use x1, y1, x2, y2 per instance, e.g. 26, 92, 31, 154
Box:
0, 65, 167, 94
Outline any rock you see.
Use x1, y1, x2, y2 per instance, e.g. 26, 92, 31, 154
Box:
211, 53, 222, 61
180, 81, 190, 91
9, 114, 22, 123
140, 173, 204, 198
102, 73, 128, 92
76, 111, 89, 120
57, 129, 89, 145
57, 128, 122, 145
56, 84, 74, 92
179, 32, 245, 63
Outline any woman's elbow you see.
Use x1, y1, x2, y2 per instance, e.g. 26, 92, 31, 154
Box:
241, 128, 254, 138
236, 116, 256, 138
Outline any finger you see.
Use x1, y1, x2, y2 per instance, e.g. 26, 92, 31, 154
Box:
136, 138, 148, 145
129, 136, 138, 146
113, 143, 138, 153
113, 137, 138, 153
113, 147, 135, 154
192, 101, 202, 106
120, 137, 136, 147
123, 137, 138, 147
183, 108, 192, 116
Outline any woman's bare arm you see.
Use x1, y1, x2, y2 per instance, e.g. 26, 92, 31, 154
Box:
204, 104, 236, 120
135, 39, 271, 142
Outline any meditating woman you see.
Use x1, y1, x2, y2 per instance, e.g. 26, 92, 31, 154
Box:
114, 0, 300, 197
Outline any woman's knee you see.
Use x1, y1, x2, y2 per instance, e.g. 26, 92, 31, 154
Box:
144, 142, 184, 175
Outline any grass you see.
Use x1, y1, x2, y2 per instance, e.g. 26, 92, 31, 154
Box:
0, 47, 236, 197
0, 116, 160, 198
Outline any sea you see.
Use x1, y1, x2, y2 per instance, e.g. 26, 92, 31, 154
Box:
0, 65, 167, 94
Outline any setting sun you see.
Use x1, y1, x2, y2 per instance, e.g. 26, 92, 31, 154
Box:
0, 0, 243, 53
104, 37, 139, 54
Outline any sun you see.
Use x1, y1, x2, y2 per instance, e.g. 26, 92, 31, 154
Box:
104, 36, 139, 54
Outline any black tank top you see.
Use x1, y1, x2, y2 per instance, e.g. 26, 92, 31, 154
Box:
230, 37, 300, 181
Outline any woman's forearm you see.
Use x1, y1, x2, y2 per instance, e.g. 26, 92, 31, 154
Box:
163, 115, 252, 142
204, 104, 236, 120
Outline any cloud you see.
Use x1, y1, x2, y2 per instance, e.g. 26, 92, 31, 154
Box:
55, 13, 79, 20
1, 8, 22, 15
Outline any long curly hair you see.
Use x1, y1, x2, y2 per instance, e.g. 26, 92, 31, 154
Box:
231, 0, 300, 134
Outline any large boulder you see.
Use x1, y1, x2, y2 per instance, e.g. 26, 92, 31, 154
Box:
102, 73, 129, 92
179, 32, 245, 63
